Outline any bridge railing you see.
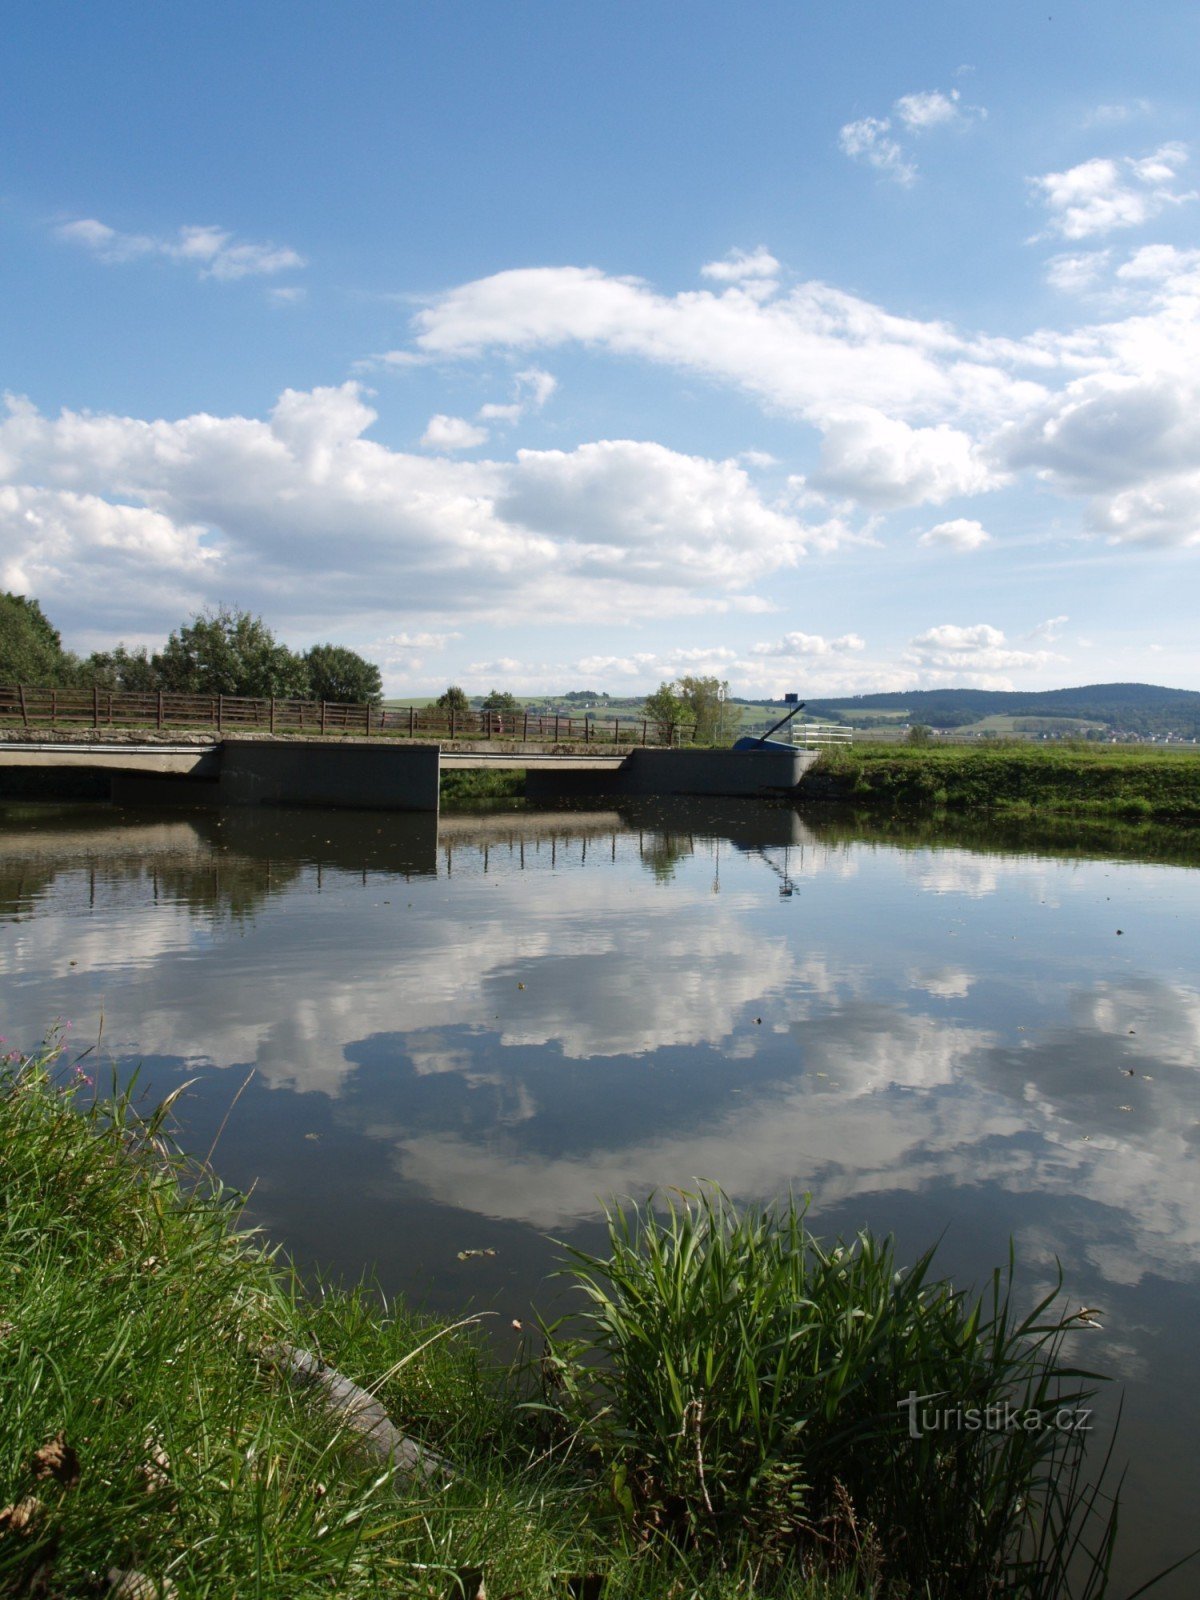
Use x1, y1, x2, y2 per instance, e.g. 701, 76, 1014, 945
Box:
0, 684, 698, 746
791, 722, 853, 747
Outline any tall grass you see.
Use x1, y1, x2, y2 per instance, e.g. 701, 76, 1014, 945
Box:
544, 1188, 1125, 1598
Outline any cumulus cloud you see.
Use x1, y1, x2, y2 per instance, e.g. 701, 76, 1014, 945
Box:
1045, 250, 1112, 294
476, 366, 557, 425
810, 411, 999, 507
56, 217, 305, 280
498, 439, 826, 583
750, 631, 866, 657
1027, 615, 1069, 642
400, 263, 1044, 471
700, 247, 781, 283
840, 88, 982, 184
918, 517, 991, 551
1030, 144, 1195, 240
839, 117, 916, 184
894, 88, 966, 131
906, 623, 1062, 681
0, 386, 836, 642
420, 413, 489, 450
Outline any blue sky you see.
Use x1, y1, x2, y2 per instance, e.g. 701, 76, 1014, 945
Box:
3, 0, 1199, 696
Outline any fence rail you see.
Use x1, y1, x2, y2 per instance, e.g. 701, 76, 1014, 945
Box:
0, 684, 700, 746
791, 722, 853, 746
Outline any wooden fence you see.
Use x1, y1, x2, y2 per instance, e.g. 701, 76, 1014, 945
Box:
0, 684, 696, 745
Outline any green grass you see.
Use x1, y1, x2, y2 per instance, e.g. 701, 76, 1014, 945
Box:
439, 767, 526, 804
544, 1189, 1125, 1599
803, 742, 1200, 821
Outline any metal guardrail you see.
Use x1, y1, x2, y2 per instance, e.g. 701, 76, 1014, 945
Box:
791, 722, 853, 747
0, 684, 698, 746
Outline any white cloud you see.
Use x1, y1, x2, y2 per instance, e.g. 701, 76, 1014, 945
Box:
750, 632, 866, 657
894, 89, 963, 131
1030, 144, 1195, 240
906, 623, 1062, 680
401, 263, 1044, 466
918, 517, 991, 551
498, 438, 829, 583
420, 413, 489, 450
811, 410, 999, 507
838, 117, 916, 185
476, 366, 557, 426
1027, 614, 1069, 642
1084, 101, 1151, 128
700, 247, 781, 283
0, 386, 833, 642
56, 217, 305, 280
1045, 250, 1112, 294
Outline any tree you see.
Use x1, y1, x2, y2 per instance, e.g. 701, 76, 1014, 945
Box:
676, 676, 739, 745
153, 607, 309, 698
436, 685, 471, 714
481, 689, 521, 714
642, 676, 739, 746
304, 643, 382, 705
906, 723, 933, 747
83, 644, 158, 692
0, 593, 77, 685
642, 681, 686, 744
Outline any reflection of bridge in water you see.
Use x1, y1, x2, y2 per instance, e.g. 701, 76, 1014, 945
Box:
0, 800, 822, 921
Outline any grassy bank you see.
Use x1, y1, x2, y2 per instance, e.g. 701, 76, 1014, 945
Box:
801, 742, 1200, 822
0, 1049, 1140, 1598
439, 767, 526, 805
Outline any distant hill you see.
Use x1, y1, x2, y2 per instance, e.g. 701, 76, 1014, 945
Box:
803, 683, 1200, 738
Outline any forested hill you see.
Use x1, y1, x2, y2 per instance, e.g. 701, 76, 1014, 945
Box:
804, 683, 1200, 737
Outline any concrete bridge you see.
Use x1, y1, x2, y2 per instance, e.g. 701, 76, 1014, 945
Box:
0, 735, 816, 812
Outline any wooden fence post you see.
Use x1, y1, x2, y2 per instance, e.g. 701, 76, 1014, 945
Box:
554, 713, 560, 741
522, 710, 528, 740
269, 696, 276, 735
217, 695, 223, 733
93, 684, 100, 730
321, 699, 327, 736
18, 684, 28, 728
642, 719, 648, 745
450, 707, 456, 739
409, 705, 415, 738
157, 690, 164, 730
365, 702, 372, 737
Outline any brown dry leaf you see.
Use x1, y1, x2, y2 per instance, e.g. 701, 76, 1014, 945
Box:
0, 1494, 43, 1536
31, 1433, 80, 1489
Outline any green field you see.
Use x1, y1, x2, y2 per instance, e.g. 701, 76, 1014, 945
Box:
802, 741, 1200, 820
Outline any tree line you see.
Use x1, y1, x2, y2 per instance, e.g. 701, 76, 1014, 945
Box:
0, 594, 383, 705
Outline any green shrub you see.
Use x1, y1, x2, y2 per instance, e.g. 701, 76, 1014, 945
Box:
545, 1188, 1120, 1597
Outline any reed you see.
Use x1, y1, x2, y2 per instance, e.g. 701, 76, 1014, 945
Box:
544, 1188, 1124, 1597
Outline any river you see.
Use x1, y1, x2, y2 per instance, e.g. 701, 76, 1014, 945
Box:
1, 797, 1197, 1592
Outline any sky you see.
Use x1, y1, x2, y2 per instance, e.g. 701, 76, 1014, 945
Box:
2, 0, 1200, 699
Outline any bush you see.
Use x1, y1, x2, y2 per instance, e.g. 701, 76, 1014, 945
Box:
544, 1188, 1119, 1597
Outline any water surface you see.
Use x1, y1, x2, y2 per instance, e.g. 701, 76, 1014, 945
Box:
2, 798, 1198, 1591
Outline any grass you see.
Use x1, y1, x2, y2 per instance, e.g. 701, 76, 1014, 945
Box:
544, 1189, 1125, 1599
2, 1051, 1168, 1598
439, 767, 526, 805
802, 742, 1200, 822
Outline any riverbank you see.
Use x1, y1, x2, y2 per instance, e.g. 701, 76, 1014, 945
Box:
1, 1050, 1139, 1599
799, 742, 1200, 821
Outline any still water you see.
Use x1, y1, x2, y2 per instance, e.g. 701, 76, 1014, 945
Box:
2, 798, 1198, 1589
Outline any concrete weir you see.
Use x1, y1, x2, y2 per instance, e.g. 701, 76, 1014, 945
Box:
0, 735, 814, 811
